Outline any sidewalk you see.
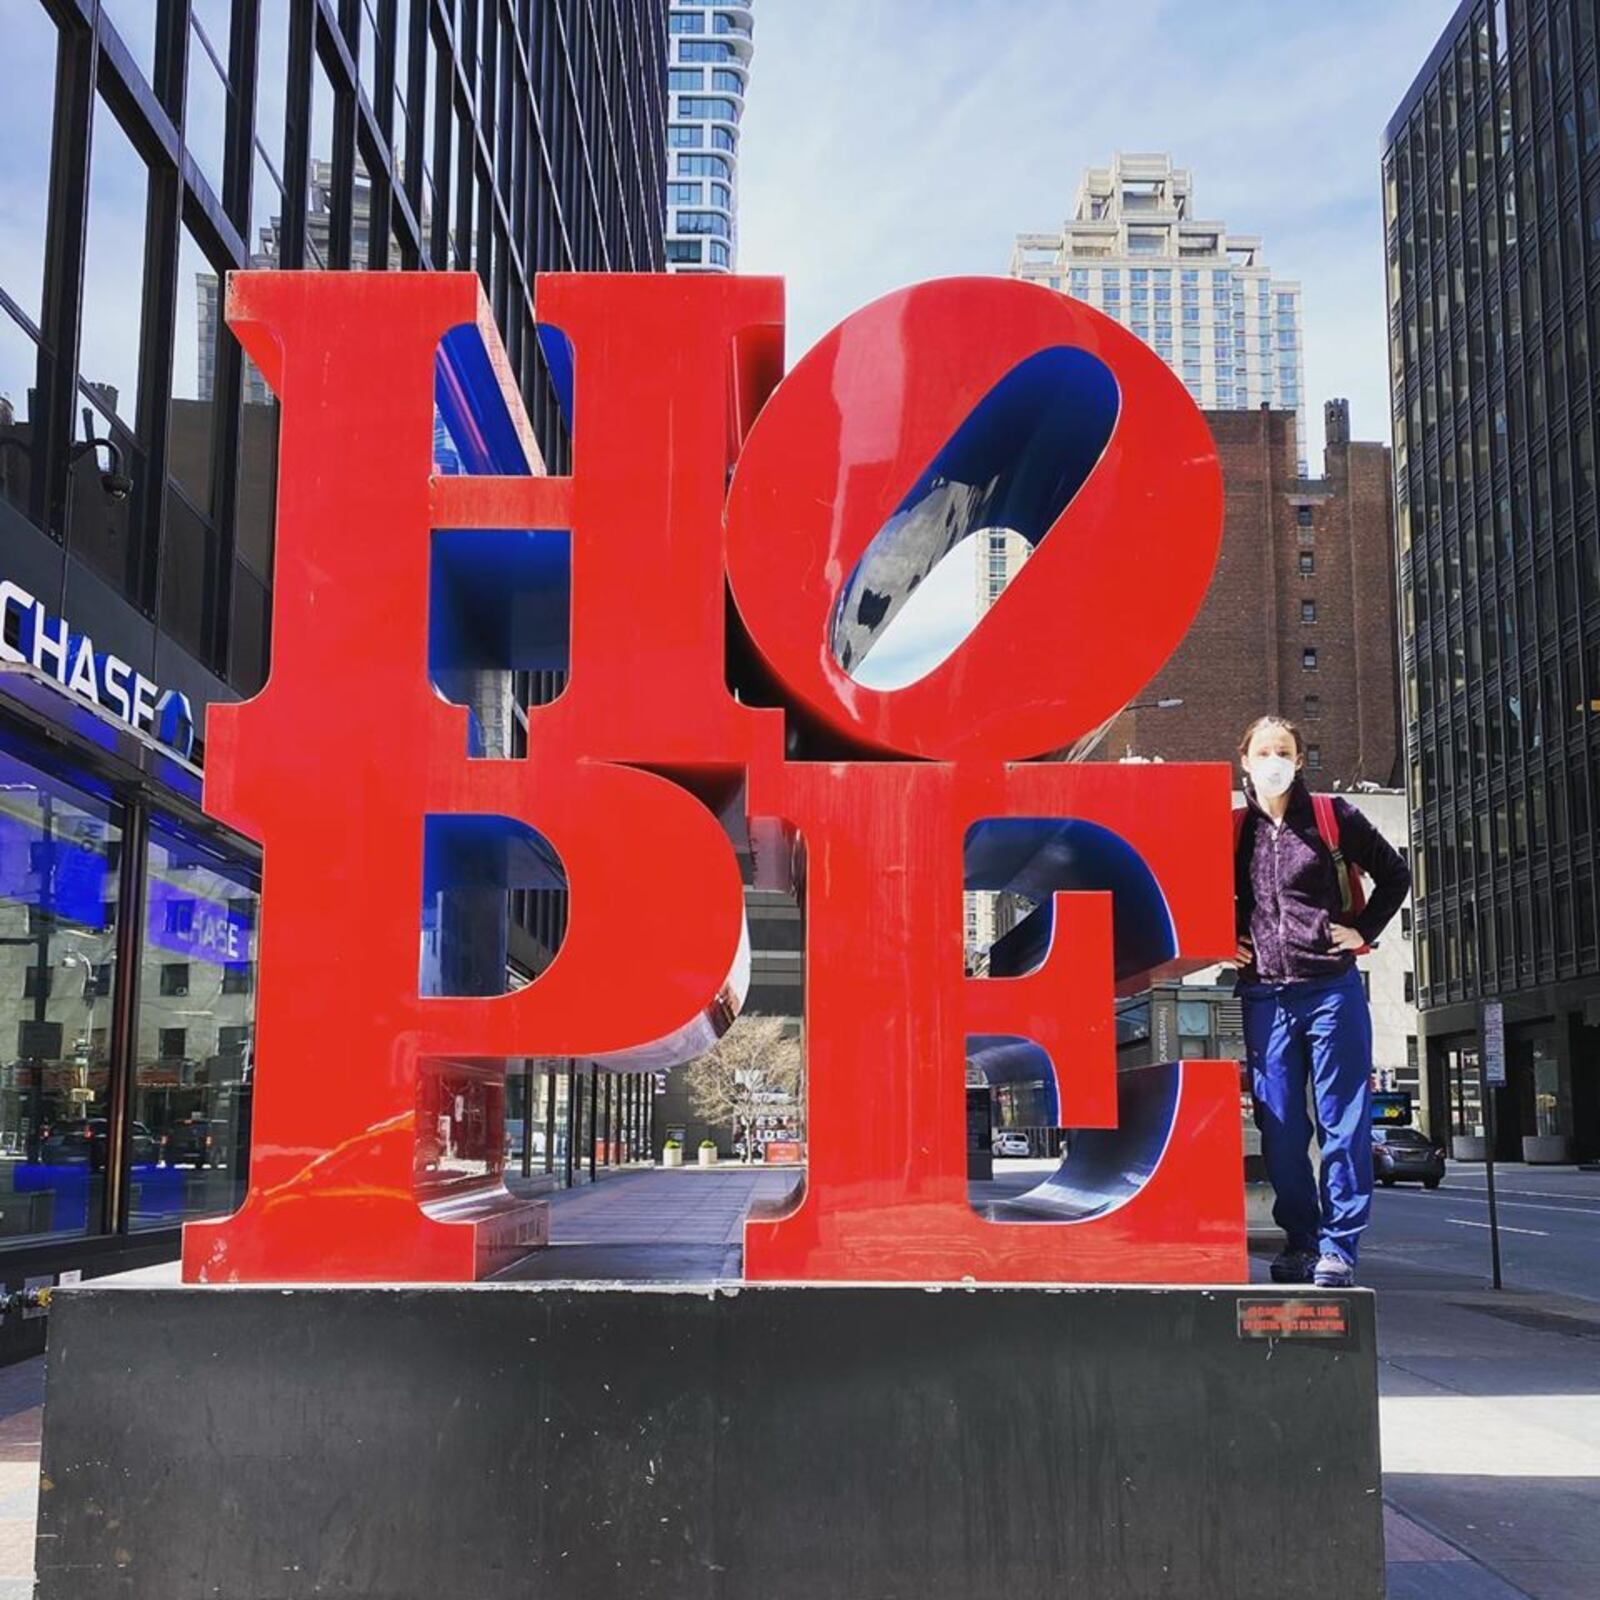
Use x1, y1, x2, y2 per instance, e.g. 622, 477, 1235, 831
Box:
0, 1359, 39, 1600
499, 1161, 800, 1281
1366, 1255, 1600, 1600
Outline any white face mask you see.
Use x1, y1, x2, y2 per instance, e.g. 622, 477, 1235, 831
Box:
1249, 756, 1298, 799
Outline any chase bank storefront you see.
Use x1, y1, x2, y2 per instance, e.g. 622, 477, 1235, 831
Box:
0, 576, 259, 1351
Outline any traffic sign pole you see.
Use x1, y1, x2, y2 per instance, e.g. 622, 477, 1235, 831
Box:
1482, 1001, 1506, 1291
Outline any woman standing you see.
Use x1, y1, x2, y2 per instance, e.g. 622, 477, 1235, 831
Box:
1233, 716, 1411, 1287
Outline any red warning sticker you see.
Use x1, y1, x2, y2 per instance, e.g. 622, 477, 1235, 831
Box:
1237, 1297, 1354, 1343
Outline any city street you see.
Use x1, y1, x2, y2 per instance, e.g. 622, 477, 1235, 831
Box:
1366, 1167, 1600, 1303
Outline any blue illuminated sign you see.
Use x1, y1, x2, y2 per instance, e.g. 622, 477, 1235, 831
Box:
0, 579, 195, 759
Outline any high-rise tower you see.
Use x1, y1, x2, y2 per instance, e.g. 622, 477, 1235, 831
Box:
1011, 154, 1307, 465
665, 1, 754, 272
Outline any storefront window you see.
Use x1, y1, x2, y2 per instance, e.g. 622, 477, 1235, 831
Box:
128, 821, 258, 1230
0, 750, 123, 1242
1448, 1045, 1483, 1138
1531, 1037, 1570, 1140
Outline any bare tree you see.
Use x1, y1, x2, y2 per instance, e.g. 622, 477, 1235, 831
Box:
683, 1015, 804, 1163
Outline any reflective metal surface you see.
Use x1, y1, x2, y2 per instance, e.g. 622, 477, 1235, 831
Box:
184, 271, 1242, 1286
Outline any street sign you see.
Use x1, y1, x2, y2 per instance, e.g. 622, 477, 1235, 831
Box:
1484, 1000, 1506, 1087
1481, 999, 1505, 1291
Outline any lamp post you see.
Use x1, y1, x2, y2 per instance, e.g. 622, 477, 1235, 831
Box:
1070, 697, 1185, 763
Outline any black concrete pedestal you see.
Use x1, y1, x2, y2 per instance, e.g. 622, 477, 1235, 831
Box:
36, 1282, 1383, 1599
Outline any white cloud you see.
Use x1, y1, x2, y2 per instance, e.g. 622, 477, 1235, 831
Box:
738, 0, 1450, 455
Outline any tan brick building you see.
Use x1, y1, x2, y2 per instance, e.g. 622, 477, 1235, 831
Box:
1102, 399, 1400, 788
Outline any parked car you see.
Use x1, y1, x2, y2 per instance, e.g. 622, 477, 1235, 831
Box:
162, 1115, 219, 1168
1373, 1126, 1446, 1188
992, 1132, 1031, 1158
38, 1119, 159, 1170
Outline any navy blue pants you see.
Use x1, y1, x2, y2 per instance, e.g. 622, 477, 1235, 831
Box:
1240, 969, 1374, 1265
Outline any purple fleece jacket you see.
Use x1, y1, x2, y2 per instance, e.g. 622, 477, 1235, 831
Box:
1235, 778, 1412, 984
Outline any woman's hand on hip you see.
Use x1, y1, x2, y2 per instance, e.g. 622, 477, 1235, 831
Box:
1329, 924, 1365, 952
1225, 937, 1253, 968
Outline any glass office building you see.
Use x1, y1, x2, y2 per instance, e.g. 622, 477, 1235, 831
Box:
0, 0, 666, 1330
1384, 0, 1600, 1163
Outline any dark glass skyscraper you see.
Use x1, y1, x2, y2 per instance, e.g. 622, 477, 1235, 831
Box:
1385, 0, 1600, 1163
0, 2, 665, 1331
2, 1, 665, 708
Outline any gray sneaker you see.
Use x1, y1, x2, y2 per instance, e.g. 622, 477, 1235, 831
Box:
1312, 1254, 1355, 1288
1269, 1247, 1317, 1284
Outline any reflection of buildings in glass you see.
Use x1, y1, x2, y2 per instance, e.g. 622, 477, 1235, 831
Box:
0, 766, 259, 1239
0, 771, 119, 1243
197, 161, 403, 404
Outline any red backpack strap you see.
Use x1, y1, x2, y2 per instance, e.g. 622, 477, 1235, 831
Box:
1310, 792, 1339, 851
1311, 794, 1368, 920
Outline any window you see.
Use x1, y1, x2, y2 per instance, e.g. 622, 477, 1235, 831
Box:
132, 825, 260, 1229
0, 748, 124, 1240
678, 152, 730, 178
72, 97, 153, 594
1299, 551, 1315, 575
183, 0, 233, 204
668, 125, 701, 147
710, 70, 744, 94
669, 11, 705, 32
1302, 599, 1317, 623
1403, 971, 1415, 1003
1, 6, 57, 327
1296, 505, 1314, 528
708, 240, 730, 267
1307, 744, 1322, 769
677, 97, 739, 121
667, 182, 702, 204
675, 210, 729, 238
1303, 648, 1318, 670
1401, 907, 1412, 938
665, 239, 703, 263
678, 40, 736, 62
668, 68, 704, 90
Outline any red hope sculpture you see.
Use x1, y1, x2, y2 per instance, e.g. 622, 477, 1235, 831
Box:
181, 270, 1244, 1287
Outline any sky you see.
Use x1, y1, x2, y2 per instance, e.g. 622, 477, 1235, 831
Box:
734, 0, 1454, 687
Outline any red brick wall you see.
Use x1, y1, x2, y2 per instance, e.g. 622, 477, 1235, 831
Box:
1100, 407, 1400, 788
